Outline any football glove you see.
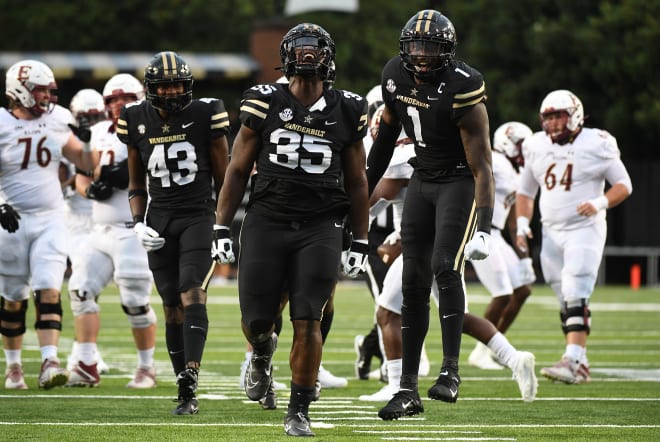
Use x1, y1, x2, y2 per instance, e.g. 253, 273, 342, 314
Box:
518, 257, 536, 286
343, 240, 369, 278
67, 123, 91, 143
99, 159, 129, 189
383, 230, 401, 246
465, 231, 490, 261
211, 225, 235, 264
134, 222, 166, 252
516, 216, 532, 238
0, 203, 21, 233
85, 180, 113, 201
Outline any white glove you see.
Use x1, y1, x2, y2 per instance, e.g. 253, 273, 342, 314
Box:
343, 239, 369, 278
516, 216, 532, 238
211, 224, 235, 264
465, 231, 490, 261
383, 230, 401, 245
133, 222, 165, 252
518, 257, 536, 286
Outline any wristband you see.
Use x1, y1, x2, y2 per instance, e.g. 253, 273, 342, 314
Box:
476, 207, 493, 234
588, 195, 609, 211
82, 142, 92, 153
350, 239, 370, 254
132, 214, 145, 224
213, 224, 230, 231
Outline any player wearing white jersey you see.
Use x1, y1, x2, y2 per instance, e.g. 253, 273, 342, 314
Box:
66, 74, 157, 389
468, 122, 537, 370
1, 60, 95, 390
516, 90, 632, 384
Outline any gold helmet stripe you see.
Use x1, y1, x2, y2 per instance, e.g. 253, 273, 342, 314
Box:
415, 10, 435, 34
160, 51, 177, 78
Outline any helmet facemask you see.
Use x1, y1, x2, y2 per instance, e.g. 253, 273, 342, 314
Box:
144, 52, 194, 113
280, 24, 336, 81
5, 60, 58, 116
539, 89, 584, 144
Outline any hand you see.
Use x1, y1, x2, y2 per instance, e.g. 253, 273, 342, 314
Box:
85, 180, 113, 201
383, 230, 401, 245
99, 159, 129, 189
211, 225, 235, 264
133, 222, 166, 252
343, 240, 369, 278
518, 257, 536, 285
516, 216, 533, 253
68, 123, 91, 143
0, 203, 21, 233
465, 231, 490, 260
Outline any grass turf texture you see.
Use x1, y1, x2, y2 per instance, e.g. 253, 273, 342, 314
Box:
2, 282, 659, 441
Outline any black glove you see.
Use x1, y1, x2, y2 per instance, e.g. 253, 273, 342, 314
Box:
85, 181, 113, 201
0, 203, 21, 233
67, 123, 91, 143
99, 159, 129, 189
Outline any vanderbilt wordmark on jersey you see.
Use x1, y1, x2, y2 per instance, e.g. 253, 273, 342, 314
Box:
381, 56, 486, 181
117, 99, 229, 211
240, 83, 367, 220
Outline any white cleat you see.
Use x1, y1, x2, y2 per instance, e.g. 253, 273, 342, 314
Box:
512, 351, 538, 402
468, 342, 505, 370
4, 363, 28, 389
39, 359, 69, 389
358, 383, 399, 402
126, 366, 157, 389
540, 356, 590, 384
96, 352, 110, 374
317, 364, 348, 388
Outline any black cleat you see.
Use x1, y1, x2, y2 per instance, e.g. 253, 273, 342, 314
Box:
172, 368, 199, 415
427, 367, 461, 403
245, 338, 275, 401
284, 411, 314, 437
259, 385, 277, 410
378, 389, 424, 420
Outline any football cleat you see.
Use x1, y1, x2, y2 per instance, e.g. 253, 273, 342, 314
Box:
284, 411, 314, 437
66, 361, 100, 387
512, 351, 538, 402
173, 368, 199, 415
378, 389, 424, 420
540, 356, 591, 384
244, 338, 275, 401
38, 359, 69, 389
259, 386, 277, 410
354, 334, 370, 379
427, 367, 461, 403
468, 342, 505, 370
126, 366, 157, 389
4, 363, 28, 389
317, 364, 348, 388
359, 383, 399, 402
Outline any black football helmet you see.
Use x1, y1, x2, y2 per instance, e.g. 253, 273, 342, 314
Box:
144, 51, 193, 113
280, 23, 335, 81
399, 10, 456, 80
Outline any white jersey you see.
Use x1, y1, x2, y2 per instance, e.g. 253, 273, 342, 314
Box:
491, 151, 519, 230
89, 120, 131, 226
519, 128, 624, 231
0, 105, 73, 213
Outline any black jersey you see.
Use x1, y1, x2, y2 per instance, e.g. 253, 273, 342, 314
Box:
239, 83, 367, 220
381, 56, 486, 182
117, 98, 229, 211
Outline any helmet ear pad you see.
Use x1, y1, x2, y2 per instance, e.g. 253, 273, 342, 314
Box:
280, 23, 336, 81
144, 51, 194, 113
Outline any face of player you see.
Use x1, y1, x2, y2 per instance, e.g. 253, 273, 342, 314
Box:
155, 82, 184, 97
30, 86, 57, 115
541, 111, 570, 142
106, 94, 137, 124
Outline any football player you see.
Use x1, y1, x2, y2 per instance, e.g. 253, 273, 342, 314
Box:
1, 59, 96, 389
468, 122, 537, 370
66, 74, 158, 389
121, 52, 230, 414
516, 90, 632, 384
366, 10, 495, 419
63, 88, 110, 375
212, 23, 369, 436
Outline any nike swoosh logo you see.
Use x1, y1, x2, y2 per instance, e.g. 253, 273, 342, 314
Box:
182, 122, 195, 128
440, 370, 448, 376
442, 313, 457, 319
334, 222, 342, 227
427, 96, 439, 100
325, 121, 337, 125
402, 400, 413, 409
190, 325, 206, 330
450, 387, 458, 397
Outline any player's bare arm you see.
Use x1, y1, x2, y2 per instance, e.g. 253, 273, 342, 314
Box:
342, 138, 369, 241
459, 102, 494, 210
209, 136, 230, 198
215, 124, 259, 226
127, 145, 148, 220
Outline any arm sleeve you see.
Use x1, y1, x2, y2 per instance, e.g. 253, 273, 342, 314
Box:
604, 159, 633, 194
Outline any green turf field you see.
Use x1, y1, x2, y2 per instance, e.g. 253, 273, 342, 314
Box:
2, 281, 659, 441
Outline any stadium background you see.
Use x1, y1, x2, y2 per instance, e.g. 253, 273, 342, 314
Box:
1, 0, 658, 284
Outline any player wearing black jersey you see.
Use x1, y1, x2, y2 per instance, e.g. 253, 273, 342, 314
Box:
120, 51, 230, 415
212, 23, 369, 436
366, 10, 495, 420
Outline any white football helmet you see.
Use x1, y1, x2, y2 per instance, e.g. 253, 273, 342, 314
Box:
366, 84, 383, 119
102, 73, 145, 103
493, 121, 532, 159
539, 89, 584, 141
5, 59, 57, 115
70, 89, 107, 127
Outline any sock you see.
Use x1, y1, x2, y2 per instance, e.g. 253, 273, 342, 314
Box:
4, 349, 21, 366
488, 332, 517, 368
40, 345, 58, 362
288, 382, 315, 416
387, 359, 402, 389
183, 303, 209, 366
165, 322, 185, 375
78, 342, 97, 365
565, 344, 583, 363
138, 347, 155, 369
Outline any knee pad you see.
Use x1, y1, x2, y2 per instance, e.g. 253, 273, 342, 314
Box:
561, 299, 591, 335
34, 290, 63, 331
0, 299, 28, 337
122, 304, 157, 329
69, 289, 100, 316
